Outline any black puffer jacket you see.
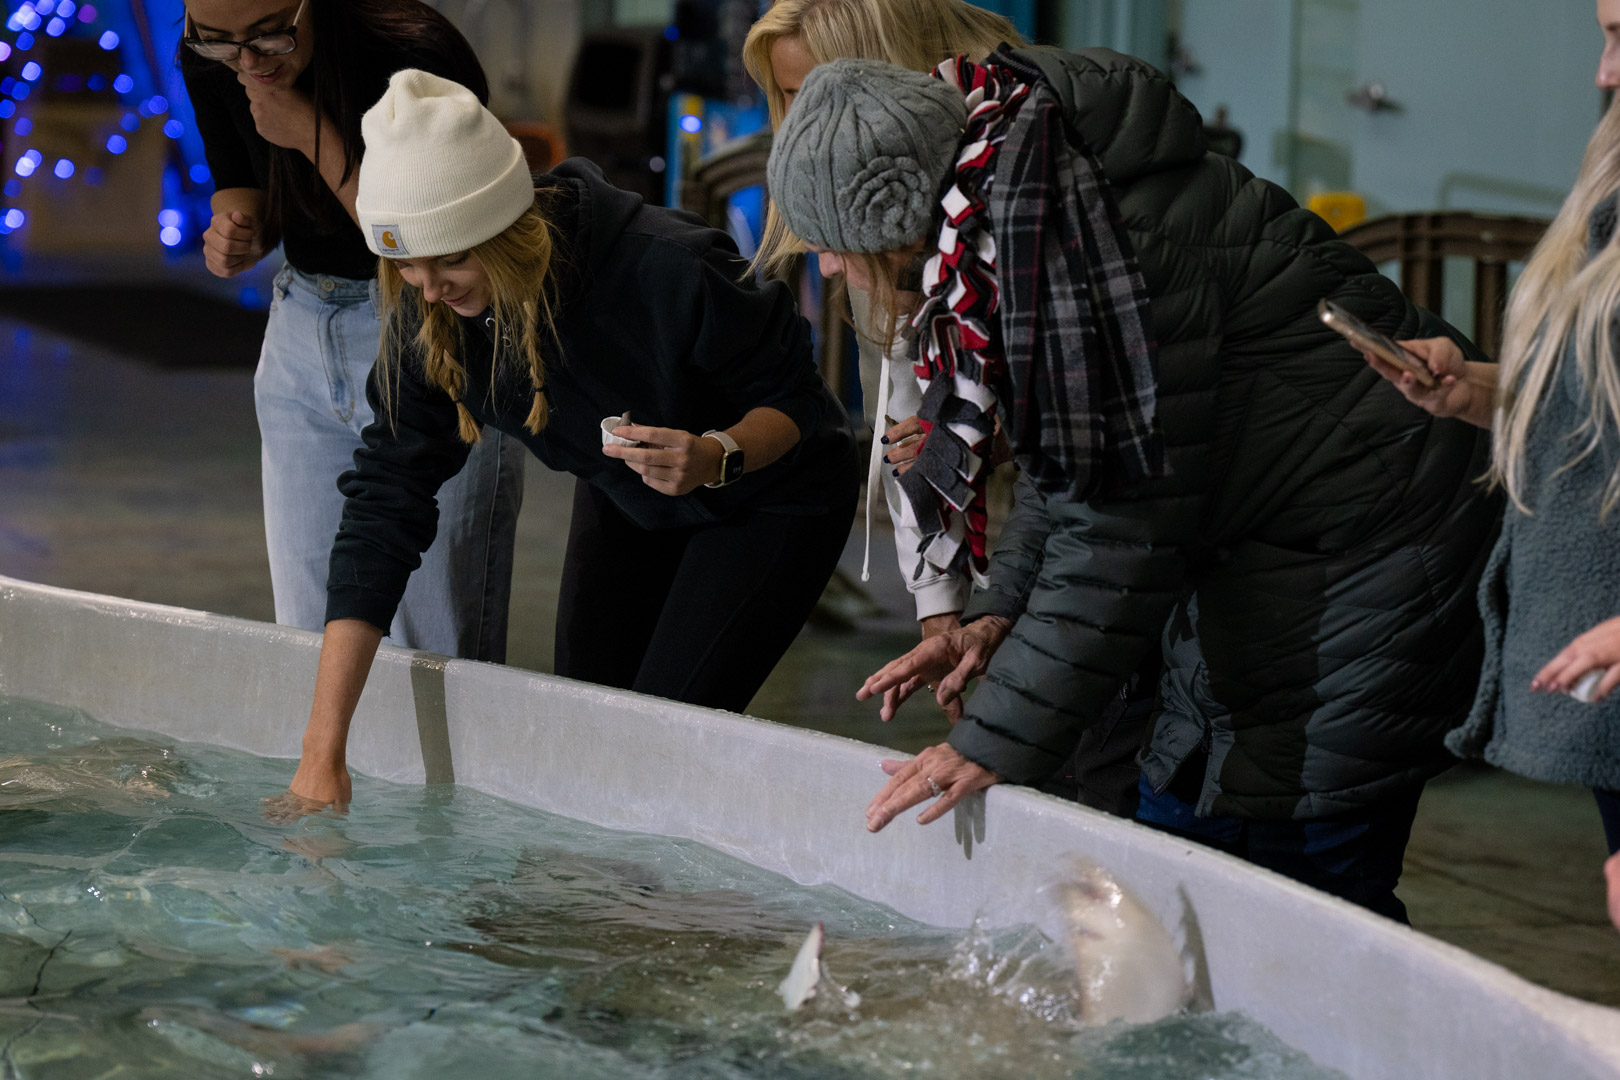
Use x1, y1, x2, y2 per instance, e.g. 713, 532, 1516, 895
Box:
950, 48, 1499, 819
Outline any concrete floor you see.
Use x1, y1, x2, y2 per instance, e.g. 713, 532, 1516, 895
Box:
3, 277, 1619, 1012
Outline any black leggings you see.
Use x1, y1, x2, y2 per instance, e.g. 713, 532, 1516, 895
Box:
554, 480, 855, 713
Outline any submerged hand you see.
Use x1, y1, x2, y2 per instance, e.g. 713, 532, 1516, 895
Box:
264, 758, 352, 823
858, 616, 1011, 722
865, 743, 1000, 832
1532, 616, 1620, 700
602, 425, 725, 496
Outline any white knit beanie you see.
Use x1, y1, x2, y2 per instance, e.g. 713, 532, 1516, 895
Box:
357, 69, 535, 259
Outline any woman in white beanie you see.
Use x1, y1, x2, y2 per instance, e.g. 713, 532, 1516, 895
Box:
268, 70, 858, 816
181, 0, 523, 664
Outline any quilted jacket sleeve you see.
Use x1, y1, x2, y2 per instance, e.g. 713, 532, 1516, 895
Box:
948, 458, 1206, 783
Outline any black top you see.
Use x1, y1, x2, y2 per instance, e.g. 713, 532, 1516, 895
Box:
182, 31, 486, 280
325, 160, 860, 632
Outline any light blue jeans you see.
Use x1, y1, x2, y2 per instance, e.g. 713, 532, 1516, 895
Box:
254, 265, 523, 661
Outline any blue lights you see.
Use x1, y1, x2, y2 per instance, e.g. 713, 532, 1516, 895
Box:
163, 118, 183, 139
664, 24, 679, 41
0, 77, 13, 96
58, 0, 75, 16
0, 209, 26, 233
146, 95, 167, 114
13, 149, 40, 177
1, 179, 17, 197
14, 117, 32, 136
11, 82, 29, 100
159, 226, 181, 247
7, 7, 41, 32
52, 157, 73, 179
157, 208, 180, 228
105, 133, 126, 154
45, 15, 65, 36
83, 166, 101, 185
113, 74, 133, 94
36, 0, 56, 14
678, 114, 703, 134
119, 112, 138, 131
20, 61, 42, 82
0, 101, 13, 120
96, 29, 116, 49
0, 41, 9, 61
188, 163, 211, 184
77, 2, 94, 21
86, 73, 105, 91
14, 30, 33, 50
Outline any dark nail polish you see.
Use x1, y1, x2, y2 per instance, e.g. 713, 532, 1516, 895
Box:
881, 435, 890, 444
882, 455, 891, 463
891, 469, 899, 477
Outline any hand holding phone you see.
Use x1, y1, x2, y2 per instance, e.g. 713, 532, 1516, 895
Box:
1318, 299, 1437, 389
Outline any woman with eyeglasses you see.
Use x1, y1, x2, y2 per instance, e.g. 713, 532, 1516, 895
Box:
179, 0, 523, 662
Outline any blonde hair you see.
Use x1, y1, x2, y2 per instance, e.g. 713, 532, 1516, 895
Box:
376, 200, 560, 444
743, 0, 1024, 279
1493, 99, 1620, 516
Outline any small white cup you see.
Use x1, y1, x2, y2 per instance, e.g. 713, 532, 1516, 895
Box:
601, 416, 639, 447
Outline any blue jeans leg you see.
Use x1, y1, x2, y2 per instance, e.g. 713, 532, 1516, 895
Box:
1136, 774, 1421, 923
254, 266, 522, 660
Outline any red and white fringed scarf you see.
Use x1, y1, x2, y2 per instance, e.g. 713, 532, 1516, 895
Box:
897, 47, 1164, 588
895, 54, 1028, 587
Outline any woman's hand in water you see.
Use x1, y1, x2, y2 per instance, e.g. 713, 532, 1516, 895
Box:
1361, 336, 1495, 429
239, 72, 320, 154
264, 757, 352, 824
1532, 615, 1620, 700
881, 416, 925, 477
602, 425, 725, 496
858, 615, 1011, 722
865, 743, 1001, 832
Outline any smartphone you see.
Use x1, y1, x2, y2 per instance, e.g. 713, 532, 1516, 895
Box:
1318, 298, 1437, 389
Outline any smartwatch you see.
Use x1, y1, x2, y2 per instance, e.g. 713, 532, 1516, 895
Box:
702, 429, 745, 488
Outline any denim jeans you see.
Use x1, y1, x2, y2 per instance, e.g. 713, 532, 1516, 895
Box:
1136, 774, 1423, 924
254, 265, 523, 661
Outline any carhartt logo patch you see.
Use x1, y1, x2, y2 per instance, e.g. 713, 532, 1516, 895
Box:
373, 225, 409, 256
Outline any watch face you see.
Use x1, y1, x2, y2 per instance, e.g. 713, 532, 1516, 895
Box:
722, 449, 745, 485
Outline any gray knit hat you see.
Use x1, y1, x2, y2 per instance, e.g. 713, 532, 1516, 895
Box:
767, 58, 967, 254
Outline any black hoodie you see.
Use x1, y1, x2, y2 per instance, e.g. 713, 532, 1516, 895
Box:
325, 159, 858, 633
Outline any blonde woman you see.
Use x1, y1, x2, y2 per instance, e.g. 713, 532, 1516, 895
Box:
1366, 0, 1620, 930
270, 71, 858, 816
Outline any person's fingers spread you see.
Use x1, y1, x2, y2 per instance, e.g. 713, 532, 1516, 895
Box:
880, 685, 904, 722
879, 758, 910, 777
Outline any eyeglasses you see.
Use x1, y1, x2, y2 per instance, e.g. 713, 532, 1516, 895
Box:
183, 0, 307, 61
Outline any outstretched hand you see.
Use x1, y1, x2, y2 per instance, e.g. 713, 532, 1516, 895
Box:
865, 743, 1001, 832
858, 615, 1011, 722
602, 424, 725, 496
1532, 616, 1620, 701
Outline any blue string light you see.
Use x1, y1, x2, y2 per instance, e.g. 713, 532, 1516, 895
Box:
14, 30, 33, 50
96, 28, 115, 48
162, 118, 182, 138
52, 158, 73, 179
112, 73, 133, 94
0, 101, 13, 120
20, 61, 41, 81
45, 16, 65, 36
14, 117, 32, 136
105, 133, 126, 154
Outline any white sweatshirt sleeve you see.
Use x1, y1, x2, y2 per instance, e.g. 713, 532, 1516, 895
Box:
851, 288, 972, 622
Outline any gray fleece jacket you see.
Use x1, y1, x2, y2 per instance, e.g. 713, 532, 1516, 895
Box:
1445, 196, 1620, 789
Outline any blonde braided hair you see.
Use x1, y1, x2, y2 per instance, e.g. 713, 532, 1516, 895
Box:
376, 197, 561, 442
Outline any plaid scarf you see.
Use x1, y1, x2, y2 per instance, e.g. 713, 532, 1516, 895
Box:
898, 47, 1164, 585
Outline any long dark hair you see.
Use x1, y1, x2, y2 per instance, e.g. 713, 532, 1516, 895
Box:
183, 0, 489, 241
